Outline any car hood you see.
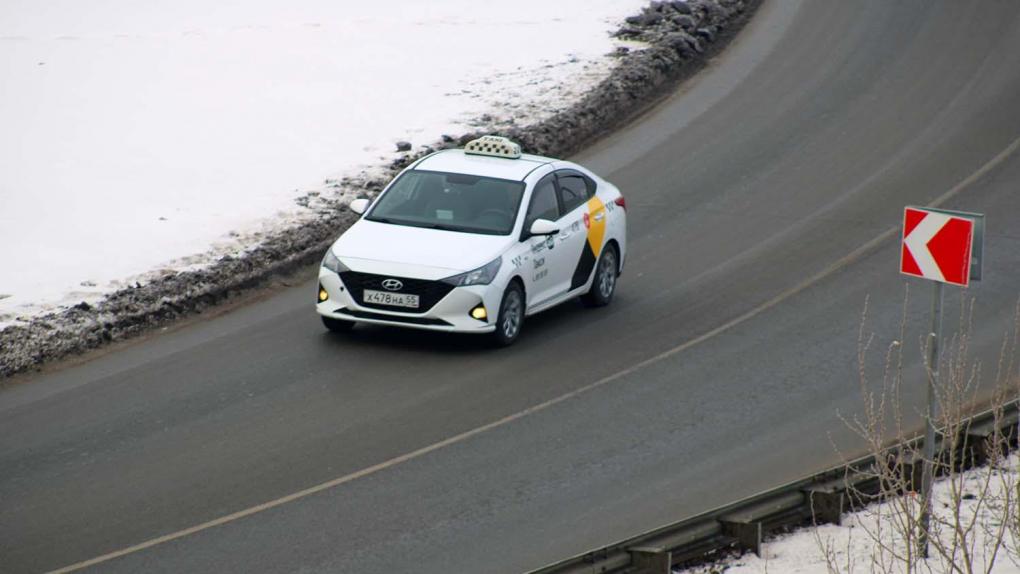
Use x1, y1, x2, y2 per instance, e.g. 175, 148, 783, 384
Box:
331, 219, 512, 277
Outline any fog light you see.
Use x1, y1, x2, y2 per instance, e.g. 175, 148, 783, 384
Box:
318, 287, 329, 302
470, 304, 487, 321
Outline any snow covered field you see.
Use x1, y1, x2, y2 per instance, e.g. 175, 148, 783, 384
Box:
0, 0, 644, 327
680, 455, 1020, 574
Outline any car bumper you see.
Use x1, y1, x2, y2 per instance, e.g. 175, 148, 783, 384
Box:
315, 268, 498, 333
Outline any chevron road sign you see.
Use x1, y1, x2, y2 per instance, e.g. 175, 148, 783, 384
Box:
900, 206, 984, 287
899, 204, 985, 558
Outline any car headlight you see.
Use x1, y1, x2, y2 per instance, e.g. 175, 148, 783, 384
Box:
442, 256, 502, 287
321, 249, 349, 274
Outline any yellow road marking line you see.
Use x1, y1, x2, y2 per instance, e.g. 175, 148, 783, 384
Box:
48, 134, 1020, 573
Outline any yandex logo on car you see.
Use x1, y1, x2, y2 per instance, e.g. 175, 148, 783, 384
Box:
900, 207, 975, 287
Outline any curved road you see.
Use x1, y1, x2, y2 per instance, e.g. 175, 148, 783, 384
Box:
4, 1, 1020, 572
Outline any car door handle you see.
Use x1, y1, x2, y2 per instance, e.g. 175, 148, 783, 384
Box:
594, 212, 605, 221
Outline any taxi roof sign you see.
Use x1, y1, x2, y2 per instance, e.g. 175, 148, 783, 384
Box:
464, 135, 521, 159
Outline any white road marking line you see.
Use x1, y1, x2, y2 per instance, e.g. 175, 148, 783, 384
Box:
47, 134, 1020, 573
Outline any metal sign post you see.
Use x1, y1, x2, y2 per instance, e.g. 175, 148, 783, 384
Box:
900, 205, 983, 558
918, 280, 942, 556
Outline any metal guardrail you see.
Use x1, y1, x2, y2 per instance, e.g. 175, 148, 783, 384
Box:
526, 401, 1019, 574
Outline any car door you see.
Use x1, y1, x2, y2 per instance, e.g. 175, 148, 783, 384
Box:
552, 170, 600, 294
521, 174, 563, 307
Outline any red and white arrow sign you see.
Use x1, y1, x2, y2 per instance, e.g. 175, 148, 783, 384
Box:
900, 207, 974, 287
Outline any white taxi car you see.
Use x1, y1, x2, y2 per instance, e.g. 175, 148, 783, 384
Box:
316, 136, 627, 345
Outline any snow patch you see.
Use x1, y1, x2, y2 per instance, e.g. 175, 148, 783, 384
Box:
0, 0, 646, 328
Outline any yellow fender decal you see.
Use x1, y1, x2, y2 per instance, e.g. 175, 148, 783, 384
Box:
585, 196, 607, 258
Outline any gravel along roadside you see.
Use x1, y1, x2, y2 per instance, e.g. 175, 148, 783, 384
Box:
0, 0, 759, 380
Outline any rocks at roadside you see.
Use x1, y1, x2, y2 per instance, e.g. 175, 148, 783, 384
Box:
0, 0, 761, 380
697, 27, 718, 42
663, 31, 704, 56
615, 0, 744, 43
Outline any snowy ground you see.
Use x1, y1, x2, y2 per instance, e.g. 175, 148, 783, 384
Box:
679, 455, 1020, 574
0, 0, 645, 328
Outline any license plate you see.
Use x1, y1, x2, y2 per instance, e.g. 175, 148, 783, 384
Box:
363, 289, 420, 308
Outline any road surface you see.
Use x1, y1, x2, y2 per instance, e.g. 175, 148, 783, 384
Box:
3, 1, 1020, 572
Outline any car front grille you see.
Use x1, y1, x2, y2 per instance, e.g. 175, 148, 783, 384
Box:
339, 271, 456, 313
338, 309, 452, 326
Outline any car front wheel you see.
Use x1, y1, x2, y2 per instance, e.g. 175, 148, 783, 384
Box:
491, 282, 525, 346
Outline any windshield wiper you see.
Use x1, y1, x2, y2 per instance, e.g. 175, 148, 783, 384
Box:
369, 217, 503, 235
369, 216, 426, 227
422, 223, 461, 231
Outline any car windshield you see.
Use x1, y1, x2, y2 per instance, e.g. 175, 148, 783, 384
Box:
365, 170, 525, 235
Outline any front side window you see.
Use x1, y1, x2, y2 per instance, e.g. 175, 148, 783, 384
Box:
366, 170, 525, 235
525, 175, 561, 229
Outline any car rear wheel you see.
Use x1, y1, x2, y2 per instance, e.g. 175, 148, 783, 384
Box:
491, 282, 524, 346
581, 244, 618, 307
321, 316, 355, 333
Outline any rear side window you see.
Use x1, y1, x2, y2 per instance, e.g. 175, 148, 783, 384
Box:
557, 173, 592, 213
525, 175, 560, 227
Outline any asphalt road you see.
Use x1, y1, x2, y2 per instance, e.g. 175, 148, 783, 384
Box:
4, 1, 1020, 572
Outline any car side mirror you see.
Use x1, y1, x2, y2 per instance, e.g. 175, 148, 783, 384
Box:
528, 219, 559, 237
349, 198, 370, 215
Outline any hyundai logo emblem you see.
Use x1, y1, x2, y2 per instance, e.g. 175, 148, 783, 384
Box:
381, 278, 403, 291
